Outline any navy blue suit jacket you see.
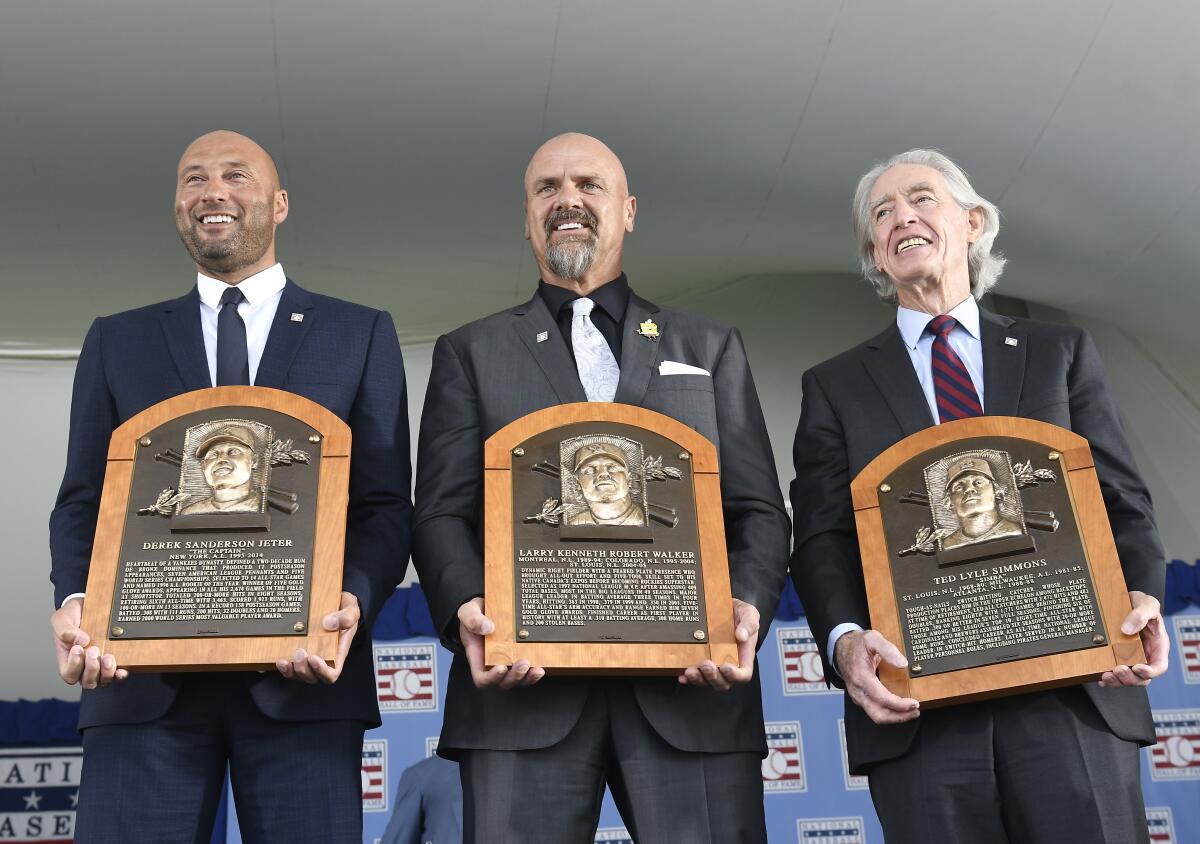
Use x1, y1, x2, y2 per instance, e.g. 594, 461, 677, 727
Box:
50, 280, 413, 728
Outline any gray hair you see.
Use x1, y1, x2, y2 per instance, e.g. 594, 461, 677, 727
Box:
852, 149, 1006, 303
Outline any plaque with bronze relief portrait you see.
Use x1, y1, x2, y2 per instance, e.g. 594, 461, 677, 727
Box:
79, 386, 350, 671
851, 416, 1145, 707
483, 403, 738, 673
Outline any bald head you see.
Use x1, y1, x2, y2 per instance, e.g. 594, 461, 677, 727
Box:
178, 130, 280, 190
523, 133, 636, 294
174, 130, 288, 284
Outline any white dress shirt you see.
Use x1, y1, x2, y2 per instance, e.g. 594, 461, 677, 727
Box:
197, 263, 287, 386
826, 295, 986, 671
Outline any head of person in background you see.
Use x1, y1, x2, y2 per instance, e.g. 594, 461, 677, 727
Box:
852, 148, 1006, 310
179, 424, 263, 515
567, 442, 645, 526
523, 133, 637, 294
174, 130, 289, 284
940, 456, 1022, 550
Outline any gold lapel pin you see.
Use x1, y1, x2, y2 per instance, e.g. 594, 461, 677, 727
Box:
637, 319, 659, 340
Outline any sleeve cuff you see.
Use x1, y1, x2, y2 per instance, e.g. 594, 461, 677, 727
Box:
61, 593, 86, 609
827, 622, 864, 678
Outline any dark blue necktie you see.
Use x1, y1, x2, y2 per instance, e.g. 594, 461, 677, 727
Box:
216, 286, 250, 386
928, 314, 983, 421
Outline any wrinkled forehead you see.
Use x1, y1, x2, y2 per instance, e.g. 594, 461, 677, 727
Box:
177, 132, 279, 185
869, 163, 946, 205
525, 137, 627, 191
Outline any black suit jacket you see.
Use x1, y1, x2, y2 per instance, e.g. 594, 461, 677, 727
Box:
49, 280, 413, 728
412, 290, 790, 755
789, 309, 1164, 772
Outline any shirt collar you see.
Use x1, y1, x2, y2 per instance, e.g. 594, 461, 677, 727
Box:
538, 273, 630, 323
197, 263, 287, 309
896, 294, 981, 350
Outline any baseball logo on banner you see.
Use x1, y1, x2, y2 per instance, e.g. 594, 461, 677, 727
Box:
762, 721, 806, 792
837, 719, 868, 790
797, 817, 865, 844
1148, 710, 1200, 781
1146, 807, 1176, 843
1174, 615, 1200, 684
594, 829, 633, 843
374, 643, 438, 711
361, 740, 388, 812
777, 625, 834, 695
0, 747, 82, 843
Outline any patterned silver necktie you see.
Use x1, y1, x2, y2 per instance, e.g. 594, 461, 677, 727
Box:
571, 297, 620, 402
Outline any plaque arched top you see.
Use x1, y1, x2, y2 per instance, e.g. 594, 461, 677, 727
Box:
850, 416, 1092, 513
484, 402, 718, 474
107, 386, 352, 461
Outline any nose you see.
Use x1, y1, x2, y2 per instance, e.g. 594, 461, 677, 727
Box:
555, 183, 583, 210
202, 179, 229, 204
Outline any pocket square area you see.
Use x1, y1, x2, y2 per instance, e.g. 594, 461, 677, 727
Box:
658, 361, 711, 377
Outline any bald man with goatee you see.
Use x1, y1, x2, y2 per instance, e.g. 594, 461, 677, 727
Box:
413, 134, 790, 843
49, 130, 412, 843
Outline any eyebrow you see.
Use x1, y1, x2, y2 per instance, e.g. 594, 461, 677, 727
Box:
869, 181, 938, 211
180, 160, 255, 175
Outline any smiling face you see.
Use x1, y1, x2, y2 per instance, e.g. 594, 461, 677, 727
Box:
867, 164, 983, 307
524, 134, 636, 288
576, 454, 631, 504
199, 438, 256, 492
174, 131, 288, 282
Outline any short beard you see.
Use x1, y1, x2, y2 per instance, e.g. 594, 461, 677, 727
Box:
547, 237, 597, 279
177, 200, 274, 276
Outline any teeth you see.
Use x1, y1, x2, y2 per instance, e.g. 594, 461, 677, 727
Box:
201, 214, 235, 224
556, 222, 584, 231
897, 237, 929, 253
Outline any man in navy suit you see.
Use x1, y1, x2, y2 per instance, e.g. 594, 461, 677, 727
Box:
48, 130, 412, 843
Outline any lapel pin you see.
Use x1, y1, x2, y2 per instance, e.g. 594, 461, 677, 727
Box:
1004, 336, 1018, 347
290, 313, 304, 322
637, 319, 660, 341
536, 330, 549, 343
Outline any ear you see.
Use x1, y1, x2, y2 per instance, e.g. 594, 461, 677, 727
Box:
523, 199, 532, 241
624, 195, 637, 233
273, 189, 289, 225
965, 206, 984, 244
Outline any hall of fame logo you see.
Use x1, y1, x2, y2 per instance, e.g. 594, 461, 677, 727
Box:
0, 747, 82, 843
837, 719, 868, 790
762, 721, 806, 792
797, 816, 865, 844
425, 736, 439, 758
1174, 615, 1200, 684
777, 625, 833, 695
1148, 709, 1200, 781
1146, 807, 1176, 843
594, 828, 633, 844
361, 740, 388, 812
374, 643, 437, 711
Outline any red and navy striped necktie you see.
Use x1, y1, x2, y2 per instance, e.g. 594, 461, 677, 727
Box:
928, 314, 983, 421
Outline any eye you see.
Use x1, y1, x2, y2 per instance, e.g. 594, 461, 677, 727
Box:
914, 194, 933, 205
229, 171, 249, 181
185, 174, 204, 184
582, 182, 601, 191
536, 184, 555, 195
875, 208, 890, 221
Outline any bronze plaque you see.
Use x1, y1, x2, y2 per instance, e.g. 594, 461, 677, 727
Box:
852, 416, 1144, 706
115, 407, 321, 639
511, 421, 705, 644
483, 403, 738, 673
879, 436, 1103, 677
80, 386, 350, 671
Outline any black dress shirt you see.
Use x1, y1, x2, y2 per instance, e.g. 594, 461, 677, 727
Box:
537, 274, 630, 363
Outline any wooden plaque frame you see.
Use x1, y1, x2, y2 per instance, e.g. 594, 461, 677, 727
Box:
852, 416, 1144, 707
79, 386, 350, 672
483, 403, 737, 674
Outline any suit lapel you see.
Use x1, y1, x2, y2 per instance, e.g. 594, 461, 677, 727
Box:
863, 324, 936, 435
159, 288, 211, 391
512, 294, 588, 403
254, 280, 315, 389
980, 309, 1025, 416
613, 292, 661, 406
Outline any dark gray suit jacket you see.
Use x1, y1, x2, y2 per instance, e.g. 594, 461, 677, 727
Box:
413, 289, 790, 756
789, 309, 1164, 773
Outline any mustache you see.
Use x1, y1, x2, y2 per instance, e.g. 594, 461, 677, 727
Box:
545, 208, 597, 235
